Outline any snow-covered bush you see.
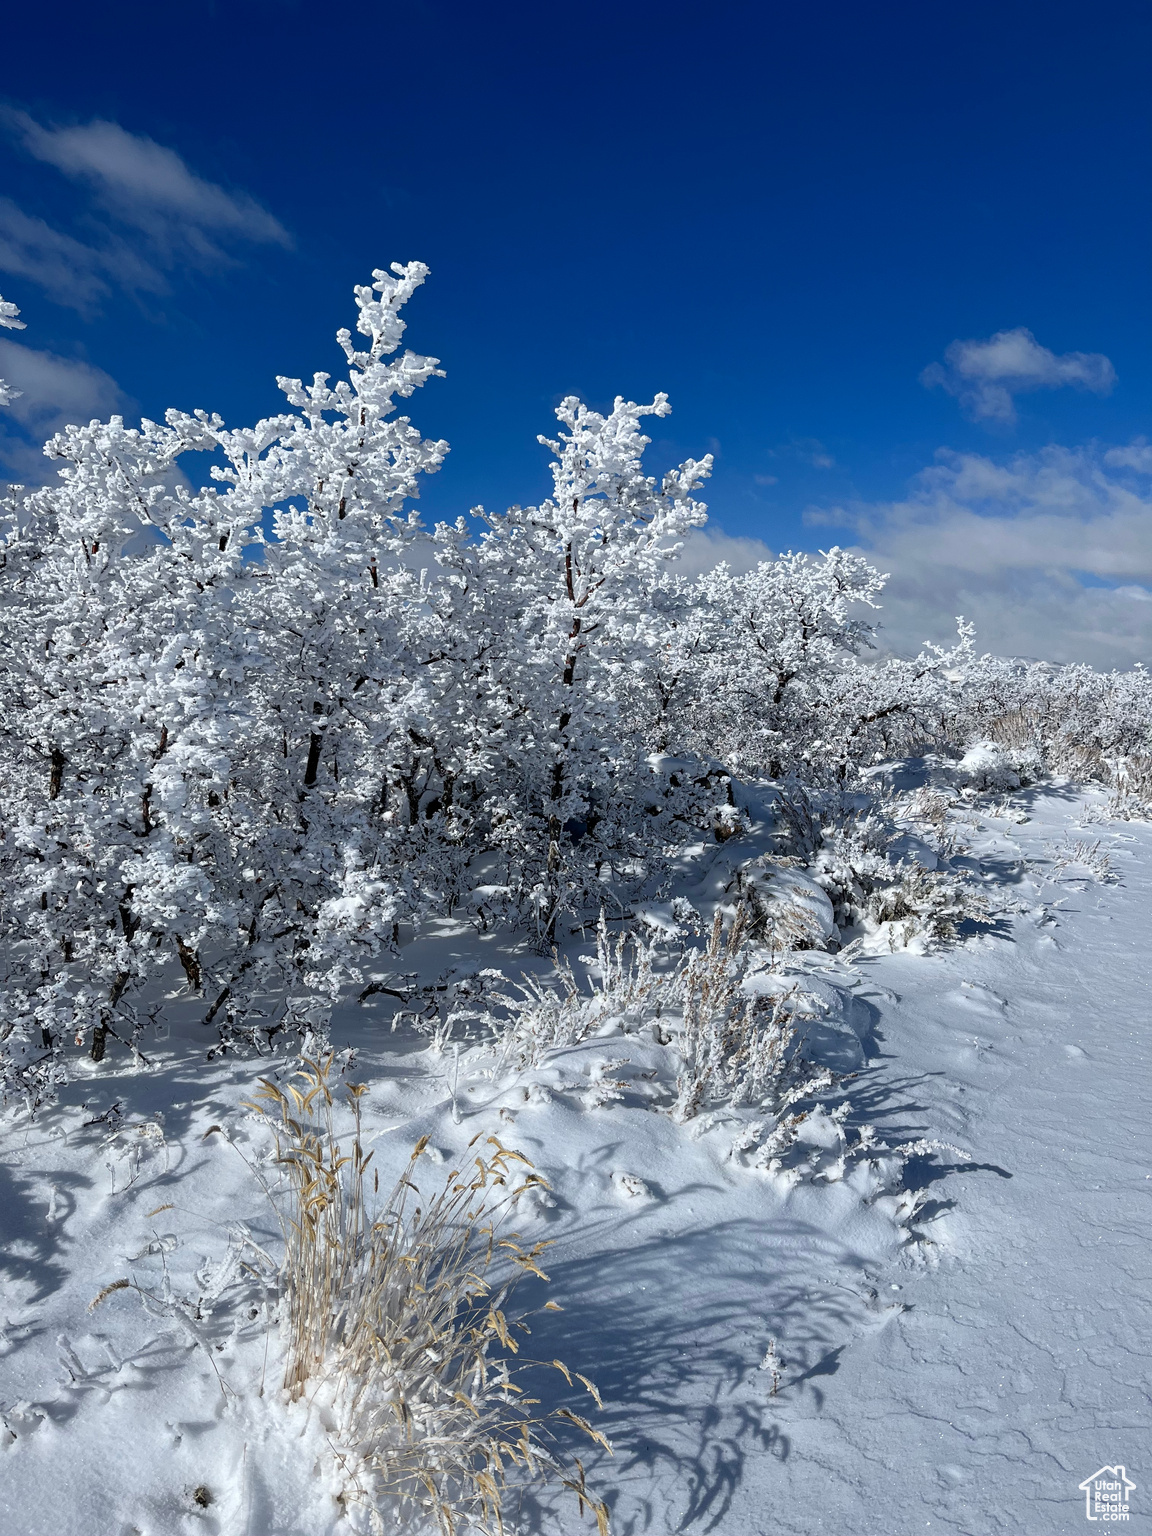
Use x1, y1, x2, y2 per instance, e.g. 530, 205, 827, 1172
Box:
1046, 836, 1116, 883
726, 859, 839, 952
476, 903, 833, 1136
953, 737, 1040, 793
488, 915, 667, 1070
1106, 751, 1152, 819
956, 741, 1022, 793
966, 659, 1152, 795
669, 910, 829, 1122
763, 788, 988, 950
860, 863, 989, 949
818, 818, 987, 949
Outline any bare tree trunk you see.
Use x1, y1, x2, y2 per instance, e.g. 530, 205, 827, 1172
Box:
49, 747, 66, 801
91, 970, 131, 1061
304, 700, 324, 788
176, 935, 202, 992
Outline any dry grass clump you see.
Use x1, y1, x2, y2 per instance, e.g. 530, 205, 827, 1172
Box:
987, 706, 1042, 753
1106, 751, 1152, 819
672, 909, 825, 1122
1047, 836, 1116, 883
251, 1057, 610, 1535
491, 914, 667, 1071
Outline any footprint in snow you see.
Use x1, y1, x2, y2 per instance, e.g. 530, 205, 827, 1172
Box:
611, 1171, 654, 1202
514, 1182, 558, 1219
955, 983, 1007, 1014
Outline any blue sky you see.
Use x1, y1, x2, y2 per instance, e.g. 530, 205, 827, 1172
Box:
2, 0, 1152, 663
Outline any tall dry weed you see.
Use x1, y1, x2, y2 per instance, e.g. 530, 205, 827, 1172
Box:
491, 914, 667, 1070
671, 909, 825, 1122
251, 1057, 610, 1535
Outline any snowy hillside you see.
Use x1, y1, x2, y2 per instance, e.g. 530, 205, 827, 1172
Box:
1, 775, 1146, 1536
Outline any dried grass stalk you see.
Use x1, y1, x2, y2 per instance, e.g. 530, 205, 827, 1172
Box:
672, 909, 820, 1122
251, 1056, 610, 1535
492, 913, 666, 1070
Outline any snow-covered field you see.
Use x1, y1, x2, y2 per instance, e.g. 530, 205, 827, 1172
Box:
1, 778, 1146, 1536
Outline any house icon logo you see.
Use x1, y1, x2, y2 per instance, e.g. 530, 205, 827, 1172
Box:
1079, 1466, 1136, 1522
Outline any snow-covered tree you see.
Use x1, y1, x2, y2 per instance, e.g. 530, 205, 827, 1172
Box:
637, 549, 886, 779
440, 393, 711, 937
0, 265, 452, 1087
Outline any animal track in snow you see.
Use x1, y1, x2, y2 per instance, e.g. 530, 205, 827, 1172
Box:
611, 1171, 654, 1201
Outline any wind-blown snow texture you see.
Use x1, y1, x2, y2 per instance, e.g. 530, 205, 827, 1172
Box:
0, 780, 1146, 1536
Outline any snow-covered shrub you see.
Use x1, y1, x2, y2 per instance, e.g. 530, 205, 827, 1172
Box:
479, 905, 833, 1134
489, 914, 668, 1070
965, 658, 1152, 805
956, 740, 1021, 793
899, 785, 957, 845
983, 710, 1045, 783
860, 863, 989, 949
670, 910, 828, 1122
816, 824, 988, 949
88, 1219, 279, 1373
649, 550, 886, 782
766, 791, 988, 949
1104, 751, 1152, 820
1008, 744, 1045, 785
727, 858, 838, 953
252, 1057, 610, 1535
1046, 836, 1116, 883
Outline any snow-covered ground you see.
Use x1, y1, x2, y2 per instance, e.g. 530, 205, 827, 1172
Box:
0, 782, 1147, 1536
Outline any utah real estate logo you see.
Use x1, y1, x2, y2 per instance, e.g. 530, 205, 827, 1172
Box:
1079, 1466, 1136, 1522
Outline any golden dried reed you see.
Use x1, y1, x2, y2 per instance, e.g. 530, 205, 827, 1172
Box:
250, 1056, 610, 1535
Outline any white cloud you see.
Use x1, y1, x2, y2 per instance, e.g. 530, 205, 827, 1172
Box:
818, 444, 1152, 666
15, 114, 289, 250
921, 327, 1116, 426
0, 197, 163, 314
666, 438, 1152, 667
796, 440, 835, 469
1103, 437, 1152, 472
0, 111, 290, 311
675, 525, 774, 579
